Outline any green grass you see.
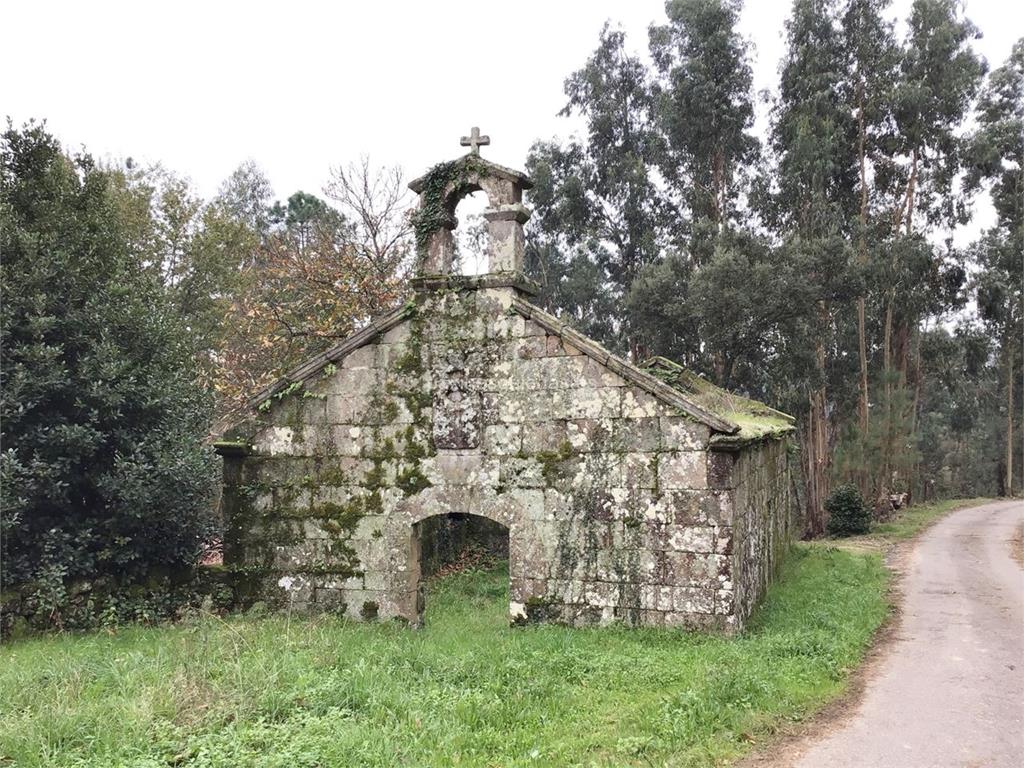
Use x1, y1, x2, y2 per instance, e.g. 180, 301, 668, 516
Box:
821, 497, 992, 552
0, 547, 889, 768
868, 497, 990, 541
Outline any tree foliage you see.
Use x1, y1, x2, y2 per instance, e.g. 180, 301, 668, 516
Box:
526, 24, 667, 355
529, 0, 1007, 532
0, 123, 217, 628
214, 161, 412, 419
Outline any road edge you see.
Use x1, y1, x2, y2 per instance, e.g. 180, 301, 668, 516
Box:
731, 498, 991, 768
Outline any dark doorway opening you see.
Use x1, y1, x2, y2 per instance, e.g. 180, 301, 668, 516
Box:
410, 513, 509, 626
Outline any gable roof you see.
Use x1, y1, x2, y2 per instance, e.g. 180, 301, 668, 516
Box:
246, 293, 793, 444
509, 298, 739, 434
640, 356, 796, 446
408, 153, 533, 193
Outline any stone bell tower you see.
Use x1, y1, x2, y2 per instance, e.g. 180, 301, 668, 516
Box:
408, 127, 533, 278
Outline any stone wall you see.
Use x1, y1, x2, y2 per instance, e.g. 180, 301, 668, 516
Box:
724, 438, 796, 624
220, 279, 792, 631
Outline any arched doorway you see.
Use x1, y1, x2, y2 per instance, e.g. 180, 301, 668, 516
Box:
409, 513, 510, 626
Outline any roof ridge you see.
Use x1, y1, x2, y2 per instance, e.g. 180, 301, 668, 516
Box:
510, 298, 739, 435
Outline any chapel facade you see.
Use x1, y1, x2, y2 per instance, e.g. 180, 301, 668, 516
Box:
215, 133, 797, 632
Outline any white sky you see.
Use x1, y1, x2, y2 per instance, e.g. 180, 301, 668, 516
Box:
2, 0, 1020, 237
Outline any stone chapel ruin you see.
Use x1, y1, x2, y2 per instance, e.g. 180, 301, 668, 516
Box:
215, 130, 797, 632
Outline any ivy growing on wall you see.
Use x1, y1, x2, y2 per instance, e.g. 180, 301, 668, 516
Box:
411, 155, 487, 262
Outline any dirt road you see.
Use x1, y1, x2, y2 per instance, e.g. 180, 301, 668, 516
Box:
791, 499, 1024, 767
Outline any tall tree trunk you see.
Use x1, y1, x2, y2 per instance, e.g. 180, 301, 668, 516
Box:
855, 79, 871, 496
805, 302, 831, 536
907, 325, 924, 503
805, 387, 829, 537
878, 296, 895, 507
905, 148, 918, 237
712, 147, 725, 233
877, 149, 920, 506
1008, 344, 1015, 497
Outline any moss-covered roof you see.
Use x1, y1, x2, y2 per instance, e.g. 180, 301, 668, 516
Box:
640, 357, 796, 444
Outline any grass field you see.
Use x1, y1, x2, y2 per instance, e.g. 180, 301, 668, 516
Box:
0, 545, 889, 768
868, 497, 990, 541
817, 497, 992, 555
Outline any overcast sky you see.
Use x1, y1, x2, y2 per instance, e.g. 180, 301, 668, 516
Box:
3, 0, 1020, 231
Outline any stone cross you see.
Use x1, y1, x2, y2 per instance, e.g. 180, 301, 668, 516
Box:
460, 126, 490, 155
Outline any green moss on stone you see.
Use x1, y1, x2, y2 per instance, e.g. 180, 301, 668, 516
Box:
396, 464, 432, 497
533, 440, 575, 487
642, 356, 796, 442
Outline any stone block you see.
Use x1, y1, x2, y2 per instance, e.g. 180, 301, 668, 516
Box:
329, 425, 371, 457
659, 417, 708, 451
258, 426, 298, 457
515, 335, 547, 359
620, 452, 659, 489
325, 367, 377, 396
612, 418, 661, 452
342, 344, 379, 369
583, 581, 617, 608
621, 388, 662, 418
482, 423, 522, 455
707, 451, 736, 489
667, 526, 716, 554
561, 387, 621, 420
499, 455, 546, 488
521, 319, 546, 337
715, 589, 735, 616
658, 451, 707, 490
381, 323, 410, 345
701, 491, 734, 525
656, 490, 705, 525
672, 587, 715, 614
545, 334, 567, 357
542, 488, 569, 520
578, 357, 623, 388
490, 487, 541, 524
521, 421, 568, 453
565, 418, 614, 451
715, 526, 733, 555
326, 394, 367, 425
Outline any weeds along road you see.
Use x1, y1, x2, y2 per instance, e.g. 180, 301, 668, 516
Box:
793, 500, 1024, 768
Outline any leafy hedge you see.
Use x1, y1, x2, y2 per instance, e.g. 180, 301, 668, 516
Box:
0, 124, 217, 634
825, 484, 871, 537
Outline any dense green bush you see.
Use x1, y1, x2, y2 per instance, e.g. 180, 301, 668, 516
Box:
825, 484, 871, 537
0, 123, 217, 632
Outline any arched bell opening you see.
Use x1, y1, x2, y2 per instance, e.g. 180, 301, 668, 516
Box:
409, 137, 533, 279
452, 191, 490, 275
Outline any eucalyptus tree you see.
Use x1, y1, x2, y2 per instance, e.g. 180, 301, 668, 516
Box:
648, 0, 758, 261
965, 39, 1024, 495
871, 0, 984, 500
628, 0, 766, 386
526, 24, 667, 356
840, 0, 899, 454
763, 0, 860, 534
